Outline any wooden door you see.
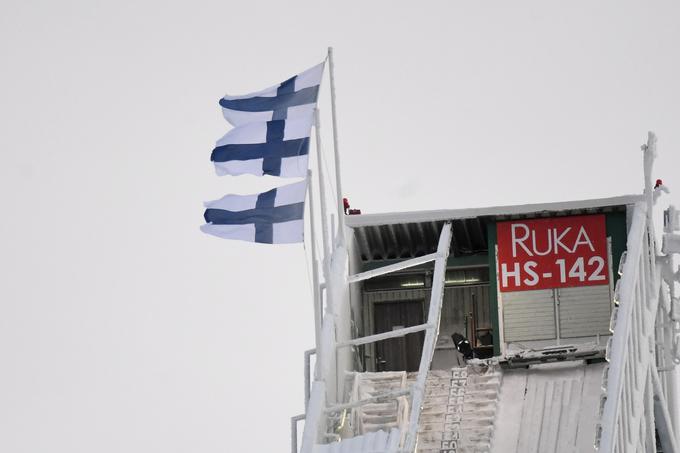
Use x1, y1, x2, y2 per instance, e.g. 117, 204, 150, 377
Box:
373, 301, 424, 372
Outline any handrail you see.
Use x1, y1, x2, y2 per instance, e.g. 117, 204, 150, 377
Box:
597, 200, 679, 452
599, 203, 648, 451
599, 203, 647, 451
300, 224, 452, 453
335, 323, 433, 349
403, 223, 452, 452
347, 252, 441, 284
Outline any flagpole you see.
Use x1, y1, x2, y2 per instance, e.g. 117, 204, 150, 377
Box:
327, 47, 346, 247
306, 169, 322, 349
313, 108, 331, 263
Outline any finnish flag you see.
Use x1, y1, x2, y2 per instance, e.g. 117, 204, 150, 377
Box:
200, 179, 307, 244
211, 114, 313, 178
219, 62, 324, 126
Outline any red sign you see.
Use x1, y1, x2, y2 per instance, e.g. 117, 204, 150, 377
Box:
497, 214, 609, 292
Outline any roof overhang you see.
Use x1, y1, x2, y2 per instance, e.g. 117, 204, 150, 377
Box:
345, 194, 643, 228
347, 194, 642, 263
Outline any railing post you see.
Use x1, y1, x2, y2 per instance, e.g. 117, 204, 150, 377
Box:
304, 349, 315, 409
291, 414, 305, 453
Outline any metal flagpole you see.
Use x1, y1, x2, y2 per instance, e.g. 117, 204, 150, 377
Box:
306, 169, 322, 349
313, 108, 331, 263
327, 47, 346, 246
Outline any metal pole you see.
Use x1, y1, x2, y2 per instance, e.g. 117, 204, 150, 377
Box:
291, 414, 305, 453
327, 47, 346, 246
331, 214, 336, 246
307, 169, 322, 349
642, 132, 656, 231
304, 349, 316, 409
313, 108, 331, 265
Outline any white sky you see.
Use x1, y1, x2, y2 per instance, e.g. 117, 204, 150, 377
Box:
1, 1, 679, 452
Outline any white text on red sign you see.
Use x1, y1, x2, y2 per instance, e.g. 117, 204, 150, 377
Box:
496, 215, 609, 292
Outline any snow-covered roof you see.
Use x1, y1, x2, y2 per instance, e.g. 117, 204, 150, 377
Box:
344, 194, 642, 228
490, 361, 605, 453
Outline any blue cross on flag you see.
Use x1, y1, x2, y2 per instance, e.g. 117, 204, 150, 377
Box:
211, 62, 324, 178
202, 61, 323, 243
200, 179, 307, 244
211, 114, 312, 178
219, 62, 324, 126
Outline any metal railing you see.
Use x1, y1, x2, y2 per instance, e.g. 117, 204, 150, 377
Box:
304, 349, 315, 409
291, 414, 305, 453
597, 133, 680, 452
598, 202, 678, 452
598, 202, 656, 451
298, 223, 452, 453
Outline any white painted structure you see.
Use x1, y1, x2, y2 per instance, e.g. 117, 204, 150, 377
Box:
290, 130, 680, 453
290, 51, 678, 452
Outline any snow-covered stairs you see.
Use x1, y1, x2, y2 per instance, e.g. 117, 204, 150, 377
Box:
349, 372, 409, 436
410, 364, 502, 453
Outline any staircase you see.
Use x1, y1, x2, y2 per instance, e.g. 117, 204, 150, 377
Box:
349, 372, 410, 437
411, 364, 502, 453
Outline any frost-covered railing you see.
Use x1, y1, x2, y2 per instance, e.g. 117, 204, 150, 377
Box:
299, 224, 452, 453
597, 202, 658, 452
597, 134, 680, 452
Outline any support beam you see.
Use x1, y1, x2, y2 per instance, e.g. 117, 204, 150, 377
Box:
404, 223, 453, 452
336, 323, 433, 349
348, 252, 441, 284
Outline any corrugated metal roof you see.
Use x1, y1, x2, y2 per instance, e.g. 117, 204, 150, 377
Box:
349, 195, 636, 263
353, 218, 489, 262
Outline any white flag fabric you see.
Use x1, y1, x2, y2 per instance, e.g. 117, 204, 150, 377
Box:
211, 114, 313, 178
200, 179, 307, 244
219, 62, 324, 126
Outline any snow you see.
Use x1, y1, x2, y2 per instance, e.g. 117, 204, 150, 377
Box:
491, 361, 605, 453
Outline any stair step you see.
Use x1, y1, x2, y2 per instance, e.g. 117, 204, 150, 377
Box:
466, 382, 500, 391
464, 394, 499, 403
361, 402, 398, 412
463, 400, 497, 409
349, 371, 408, 439
462, 408, 496, 417
460, 419, 494, 428
362, 415, 398, 424
362, 422, 398, 431
414, 365, 501, 453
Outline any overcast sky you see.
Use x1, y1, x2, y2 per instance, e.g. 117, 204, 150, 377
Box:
1, 1, 679, 452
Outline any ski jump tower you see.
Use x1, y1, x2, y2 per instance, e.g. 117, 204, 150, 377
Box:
292, 132, 680, 453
